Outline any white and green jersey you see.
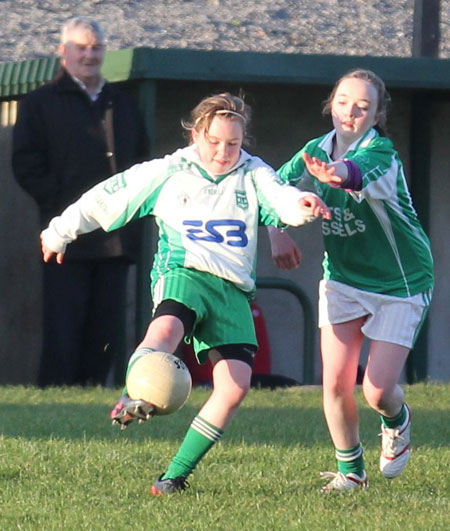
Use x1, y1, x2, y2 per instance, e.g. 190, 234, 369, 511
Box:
42, 145, 316, 294
278, 128, 434, 297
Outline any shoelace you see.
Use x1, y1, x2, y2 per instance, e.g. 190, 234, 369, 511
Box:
320, 471, 348, 488
320, 470, 367, 491
379, 427, 405, 454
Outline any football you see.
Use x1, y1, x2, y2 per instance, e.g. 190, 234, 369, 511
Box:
126, 351, 192, 415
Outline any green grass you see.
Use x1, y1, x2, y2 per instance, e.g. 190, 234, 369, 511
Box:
0, 384, 448, 530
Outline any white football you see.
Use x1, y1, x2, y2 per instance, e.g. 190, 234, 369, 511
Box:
126, 351, 192, 415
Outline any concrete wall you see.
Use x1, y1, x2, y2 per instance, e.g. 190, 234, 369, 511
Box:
0, 101, 41, 384
428, 99, 450, 380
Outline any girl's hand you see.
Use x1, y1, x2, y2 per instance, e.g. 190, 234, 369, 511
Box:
302, 152, 344, 187
41, 235, 65, 264
267, 226, 303, 270
299, 194, 331, 220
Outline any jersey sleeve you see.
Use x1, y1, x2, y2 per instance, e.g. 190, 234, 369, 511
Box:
41, 156, 173, 253
346, 136, 398, 202
249, 158, 318, 227
277, 148, 307, 185
277, 136, 325, 186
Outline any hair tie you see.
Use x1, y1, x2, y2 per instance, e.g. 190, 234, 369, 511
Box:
215, 109, 245, 121
193, 109, 245, 128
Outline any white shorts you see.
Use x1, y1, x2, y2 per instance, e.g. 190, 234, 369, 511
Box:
318, 280, 432, 348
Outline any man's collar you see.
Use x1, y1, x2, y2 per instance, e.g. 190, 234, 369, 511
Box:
70, 74, 105, 101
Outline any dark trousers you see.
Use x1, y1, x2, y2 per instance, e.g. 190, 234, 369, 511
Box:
39, 258, 130, 387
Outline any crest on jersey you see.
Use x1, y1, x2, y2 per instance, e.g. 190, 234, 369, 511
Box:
177, 193, 190, 207
235, 190, 248, 210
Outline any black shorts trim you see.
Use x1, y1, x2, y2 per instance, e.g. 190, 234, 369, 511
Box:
213, 343, 257, 369
153, 299, 196, 337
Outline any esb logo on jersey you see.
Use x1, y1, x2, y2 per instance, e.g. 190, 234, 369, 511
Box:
183, 219, 248, 247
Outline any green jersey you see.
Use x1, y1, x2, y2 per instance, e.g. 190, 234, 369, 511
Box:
278, 128, 434, 297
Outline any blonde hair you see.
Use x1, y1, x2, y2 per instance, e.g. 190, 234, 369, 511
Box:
182, 92, 251, 145
61, 16, 105, 45
323, 69, 391, 136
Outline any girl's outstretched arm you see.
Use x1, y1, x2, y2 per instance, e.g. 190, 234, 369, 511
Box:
299, 193, 331, 220
302, 152, 346, 187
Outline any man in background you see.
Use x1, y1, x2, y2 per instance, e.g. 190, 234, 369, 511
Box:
12, 16, 149, 386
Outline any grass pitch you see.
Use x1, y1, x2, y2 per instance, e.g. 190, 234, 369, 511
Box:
0, 383, 448, 530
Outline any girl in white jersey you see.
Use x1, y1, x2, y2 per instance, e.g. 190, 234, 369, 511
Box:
41, 92, 330, 495
268, 70, 434, 491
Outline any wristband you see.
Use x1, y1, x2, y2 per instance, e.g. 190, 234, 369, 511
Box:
341, 160, 362, 191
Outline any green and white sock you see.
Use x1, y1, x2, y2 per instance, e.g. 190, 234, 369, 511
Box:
335, 443, 365, 477
122, 347, 155, 395
381, 403, 407, 429
163, 416, 224, 480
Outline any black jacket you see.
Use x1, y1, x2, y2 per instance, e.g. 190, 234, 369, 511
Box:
12, 68, 149, 261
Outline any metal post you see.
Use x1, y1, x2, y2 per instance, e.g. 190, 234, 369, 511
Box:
407, 93, 432, 383
256, 277, 316, 384
412, 0, 440, 57
408, 1, 439, 382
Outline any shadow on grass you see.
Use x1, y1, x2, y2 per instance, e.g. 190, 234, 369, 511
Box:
0, 402, 325, 446
0, 402, 448, 449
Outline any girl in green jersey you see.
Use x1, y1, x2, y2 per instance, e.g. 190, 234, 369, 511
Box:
269, 70, 433, 491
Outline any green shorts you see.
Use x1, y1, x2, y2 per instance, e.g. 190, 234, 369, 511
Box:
152, 268, 257, 363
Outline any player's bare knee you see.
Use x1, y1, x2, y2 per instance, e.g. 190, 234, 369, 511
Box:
142, 315, 184, 351
323, 374, 354, 398
229, 388, 248, 409
363, 384, 389, 411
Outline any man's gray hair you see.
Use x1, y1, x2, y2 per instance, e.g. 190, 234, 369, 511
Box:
61, 16, 106, 44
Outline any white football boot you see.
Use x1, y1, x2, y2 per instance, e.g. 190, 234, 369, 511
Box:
379, 403, 411, 479
320, 471, 368, 492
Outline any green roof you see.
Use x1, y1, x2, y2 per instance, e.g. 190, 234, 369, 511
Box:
1, 47, 450, 98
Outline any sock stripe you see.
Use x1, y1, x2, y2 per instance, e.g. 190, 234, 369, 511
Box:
336, 443, 365, 476
335, 445, 363, 462
192, 417, 222, 442
128, 347, 156, 367
123, 348, 157, 394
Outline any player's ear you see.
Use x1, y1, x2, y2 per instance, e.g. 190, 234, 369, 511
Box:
57, 43, 66, 58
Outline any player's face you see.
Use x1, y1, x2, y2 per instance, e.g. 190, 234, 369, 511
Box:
193, 116, 243, 176
331, 77, 379, 143
58, 29, 105, 84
